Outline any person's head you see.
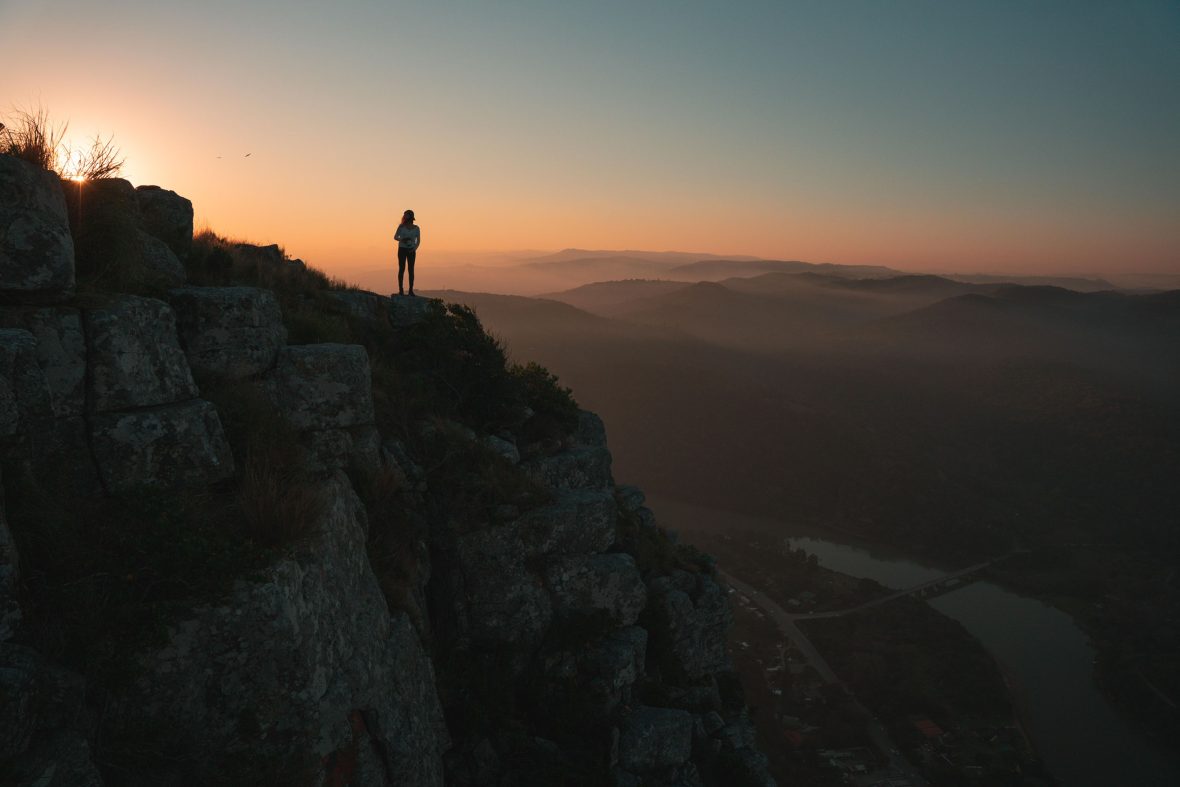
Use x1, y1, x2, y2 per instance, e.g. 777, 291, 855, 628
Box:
402, 209, 415, 226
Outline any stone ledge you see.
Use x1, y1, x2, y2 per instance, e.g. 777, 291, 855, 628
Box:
90, 398, 234, 493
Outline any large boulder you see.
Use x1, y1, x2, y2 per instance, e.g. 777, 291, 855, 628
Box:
576, 410, 608, 448
168, 286, 286, 380
387, 296, 441, 328
450, 524, 553, 649
137, 229, 186, 287
324, 289, 391, 322
0, 154, 74, 299
299, 423, 381, 476
0, 307, 86, 417
24, 416, 103, 498
645, 571, 734, 682
105, 476, 448, 785
0, 652, 37, 759
544, 553, 647, 627
539, 626, 647, 720
135, 185, 193, 259
82, 295, 198, 412
89, 399, 234, 492
264, 344, 374, 431
617, 706, 693, 774
522, 414, 613, 492
0, 320, 98, 490
67, 178, 140, 284
0, 498, 20, 642
514, 488, 617, 557
0, 329, 52, 442
0, 644, 100, 784
3, 730, 104, 786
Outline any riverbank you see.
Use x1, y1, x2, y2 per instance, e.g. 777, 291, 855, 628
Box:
984, 546, 1180, 750
798, 598, 1044, 783
652, 494, 1180, 787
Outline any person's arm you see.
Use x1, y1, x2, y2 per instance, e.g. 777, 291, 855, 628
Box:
414, 227, 421, 249
394, 226, 404, 242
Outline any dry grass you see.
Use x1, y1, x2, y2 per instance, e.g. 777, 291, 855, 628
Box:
61, 133, 125, 180
200, 378, 326, 549
238, 445, 326, 548
1, 106, 66, 170
1, 106, 123, 179
361, 462, 426, 625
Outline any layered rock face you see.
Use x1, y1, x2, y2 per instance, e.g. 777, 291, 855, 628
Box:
417, 409, 771, 785
104, 475, 448, 785
0, 156, 774, 787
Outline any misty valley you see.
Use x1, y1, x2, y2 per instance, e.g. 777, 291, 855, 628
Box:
406, 251, 1180, 786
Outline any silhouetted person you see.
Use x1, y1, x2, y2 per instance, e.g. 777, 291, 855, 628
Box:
394, 209, 421, 296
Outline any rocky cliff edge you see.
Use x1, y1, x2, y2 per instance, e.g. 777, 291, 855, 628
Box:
0, 154, 775, 786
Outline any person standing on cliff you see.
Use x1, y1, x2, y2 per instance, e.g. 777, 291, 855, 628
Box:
394, 209, 421, 297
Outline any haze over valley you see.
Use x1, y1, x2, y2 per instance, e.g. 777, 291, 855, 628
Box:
405, 249, 1180, 783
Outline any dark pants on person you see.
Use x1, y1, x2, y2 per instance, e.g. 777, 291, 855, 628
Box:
398, 246, 416, 294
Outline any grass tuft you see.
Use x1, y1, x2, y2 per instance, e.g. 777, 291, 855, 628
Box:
1, 106, 123, 179
1, 106, 66, 171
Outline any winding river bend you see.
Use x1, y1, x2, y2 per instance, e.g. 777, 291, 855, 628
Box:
650, 495, 1180, 787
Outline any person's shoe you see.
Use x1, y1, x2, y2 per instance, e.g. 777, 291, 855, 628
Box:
409, 291, 416, 297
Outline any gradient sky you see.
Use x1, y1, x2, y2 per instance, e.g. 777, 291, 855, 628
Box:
3, 0, 1178, 276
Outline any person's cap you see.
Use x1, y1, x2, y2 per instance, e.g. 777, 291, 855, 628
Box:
403, 209, 415, 219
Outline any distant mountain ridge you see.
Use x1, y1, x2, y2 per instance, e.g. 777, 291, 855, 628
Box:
521, 248, 765, 264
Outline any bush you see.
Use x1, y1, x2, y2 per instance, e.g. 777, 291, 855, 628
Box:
381, 304, 521, 433
510, 361, 580, 446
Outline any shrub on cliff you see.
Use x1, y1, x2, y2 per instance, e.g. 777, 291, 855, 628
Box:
510, 361, 579, 446
376, 303, 522, 434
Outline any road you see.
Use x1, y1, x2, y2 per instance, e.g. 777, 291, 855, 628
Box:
723, 571, 929, 786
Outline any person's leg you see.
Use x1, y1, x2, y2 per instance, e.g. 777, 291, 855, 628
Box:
407, 249, 416, 295
397, 247, 407, 295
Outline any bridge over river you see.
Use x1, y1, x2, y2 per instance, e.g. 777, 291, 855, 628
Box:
721, 556, 1021, 786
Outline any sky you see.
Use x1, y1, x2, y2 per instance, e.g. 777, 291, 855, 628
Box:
2, 0, 1178, 277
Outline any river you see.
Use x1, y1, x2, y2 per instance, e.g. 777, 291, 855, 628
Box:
648, 494, 1180, 787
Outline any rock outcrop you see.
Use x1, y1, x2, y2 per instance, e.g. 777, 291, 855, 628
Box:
263, 343, 379, 473
168, 286, 286, 380
0, 492, 20, 642
134, 185, 193, 260
0, 156, 75, 300
136, 229, 186, 287
104, 474, 448, 785
0, 155, 775, 787
0, 329, 52, 445
89, 399, 234, 492
0, 307, 86, 417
